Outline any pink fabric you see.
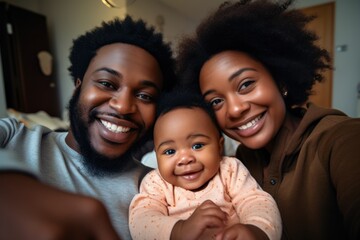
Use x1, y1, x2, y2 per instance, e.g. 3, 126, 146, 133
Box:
129, 157, 282, 240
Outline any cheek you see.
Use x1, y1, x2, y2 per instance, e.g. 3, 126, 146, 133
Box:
139, 104, 156, 128
80, 87, 106, 107
157, 159, 174, 182
214, 110, 227, 129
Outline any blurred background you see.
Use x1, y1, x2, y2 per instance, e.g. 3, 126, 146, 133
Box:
0, 0, 359, 122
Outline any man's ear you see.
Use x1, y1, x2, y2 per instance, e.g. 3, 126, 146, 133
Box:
75, 78, 82, 88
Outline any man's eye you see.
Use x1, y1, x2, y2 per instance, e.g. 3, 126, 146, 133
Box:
137, 93, 154, 102
192, 143, 204, 150
99, 81, 115, 89
164, 149, 175, 155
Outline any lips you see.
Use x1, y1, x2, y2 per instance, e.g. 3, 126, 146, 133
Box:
177, 169, 203, 181
231, 112, 266, 138
94, 113, 140, 144
237, 112, 264, 130
100, 119, 130, 133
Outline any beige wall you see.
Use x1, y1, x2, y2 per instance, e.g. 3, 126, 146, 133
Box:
1, 0, 359, 118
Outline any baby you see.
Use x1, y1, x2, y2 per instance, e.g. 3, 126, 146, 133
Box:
129, 89, 282, 240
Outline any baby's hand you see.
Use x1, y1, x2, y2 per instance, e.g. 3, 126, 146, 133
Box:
215, 223, 269, 240
170, 200, 227, 240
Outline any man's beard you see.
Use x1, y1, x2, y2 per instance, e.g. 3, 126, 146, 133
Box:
67, 88, 150, 177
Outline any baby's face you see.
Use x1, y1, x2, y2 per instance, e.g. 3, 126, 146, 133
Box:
154, 107, 224, 191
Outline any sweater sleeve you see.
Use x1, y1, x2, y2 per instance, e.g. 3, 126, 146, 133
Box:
222, 157, 282, 240
326, 119, 360, 239
129, 170, 179, 240
0, 118, 37, 176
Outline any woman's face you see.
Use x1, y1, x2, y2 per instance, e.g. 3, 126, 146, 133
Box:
199, 51, 286, 149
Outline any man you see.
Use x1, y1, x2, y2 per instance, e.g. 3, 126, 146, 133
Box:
0, 16, 176, 240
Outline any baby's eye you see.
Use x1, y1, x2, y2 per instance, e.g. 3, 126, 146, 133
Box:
192, 143, 204, 150
164, 149, 175, 155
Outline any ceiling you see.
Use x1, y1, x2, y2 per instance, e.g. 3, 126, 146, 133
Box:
156, 0, 227, 22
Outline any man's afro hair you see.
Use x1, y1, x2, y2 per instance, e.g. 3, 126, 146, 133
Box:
68, 15, 176, 91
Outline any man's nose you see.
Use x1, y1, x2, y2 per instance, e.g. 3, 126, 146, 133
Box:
109, 89, 137, 114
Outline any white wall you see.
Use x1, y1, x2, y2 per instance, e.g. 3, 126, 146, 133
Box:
1, 0, 359, 117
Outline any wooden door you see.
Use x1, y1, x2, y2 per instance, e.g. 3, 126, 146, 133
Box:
0, 2, 60, 117
300, 3, 334, 108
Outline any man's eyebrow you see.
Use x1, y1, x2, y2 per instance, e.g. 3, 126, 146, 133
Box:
228, 67, 256, 82
94, 67, 161, 92
140, 80, 161, 92
94, 67, 120, 77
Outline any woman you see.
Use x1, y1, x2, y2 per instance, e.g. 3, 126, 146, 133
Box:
176, 0, 360, 239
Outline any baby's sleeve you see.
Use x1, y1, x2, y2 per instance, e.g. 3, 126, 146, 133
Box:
223, 157, 282, 240
129, 170, 179, 240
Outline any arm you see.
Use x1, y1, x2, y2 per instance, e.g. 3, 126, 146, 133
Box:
129, 170, 179, 240
0, 173, 120, 240
221, 157, 282, 240
0, 119, 120, 240
129, 171, 227, 240
171, 200, 227, 240
328, 120, 360, 239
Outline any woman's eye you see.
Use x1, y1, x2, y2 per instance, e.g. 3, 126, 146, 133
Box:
192, 143, 204, 150
238, 80, 255, 92
210, 98, 223, 107
164, 149, 175, 155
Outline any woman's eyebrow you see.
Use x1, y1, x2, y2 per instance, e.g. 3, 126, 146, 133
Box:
229, 67, 256, 82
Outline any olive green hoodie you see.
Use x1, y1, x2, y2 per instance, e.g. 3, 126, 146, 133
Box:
237, 103, 360, 240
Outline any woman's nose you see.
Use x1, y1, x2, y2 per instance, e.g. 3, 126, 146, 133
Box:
227, 96, 250, 118
109, 90, 137, 114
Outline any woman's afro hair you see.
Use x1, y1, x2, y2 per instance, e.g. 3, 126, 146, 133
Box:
176, 0, 332, 107
68, 15, 176, 91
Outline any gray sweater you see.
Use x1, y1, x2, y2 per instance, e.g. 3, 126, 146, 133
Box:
0, 117, 150, 239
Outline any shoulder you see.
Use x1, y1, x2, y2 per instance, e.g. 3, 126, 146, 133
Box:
140, 169, 169, 190
1, 118, 28, 145
313, 115, 360, 140
219, 156, 249, 176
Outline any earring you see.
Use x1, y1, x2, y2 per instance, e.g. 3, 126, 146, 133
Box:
282, 90, 288, 97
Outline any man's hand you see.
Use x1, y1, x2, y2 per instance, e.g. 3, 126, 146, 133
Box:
170, 200, 227, 240
0, 173, 121, 240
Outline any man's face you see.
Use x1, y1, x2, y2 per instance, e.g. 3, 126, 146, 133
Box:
66, 43, 163, 175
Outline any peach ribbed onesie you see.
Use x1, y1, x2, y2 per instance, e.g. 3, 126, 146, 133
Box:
129, 157, 282, 240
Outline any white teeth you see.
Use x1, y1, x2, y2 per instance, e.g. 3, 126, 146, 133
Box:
100, 120, 130, 133
238, 115, 262, 130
